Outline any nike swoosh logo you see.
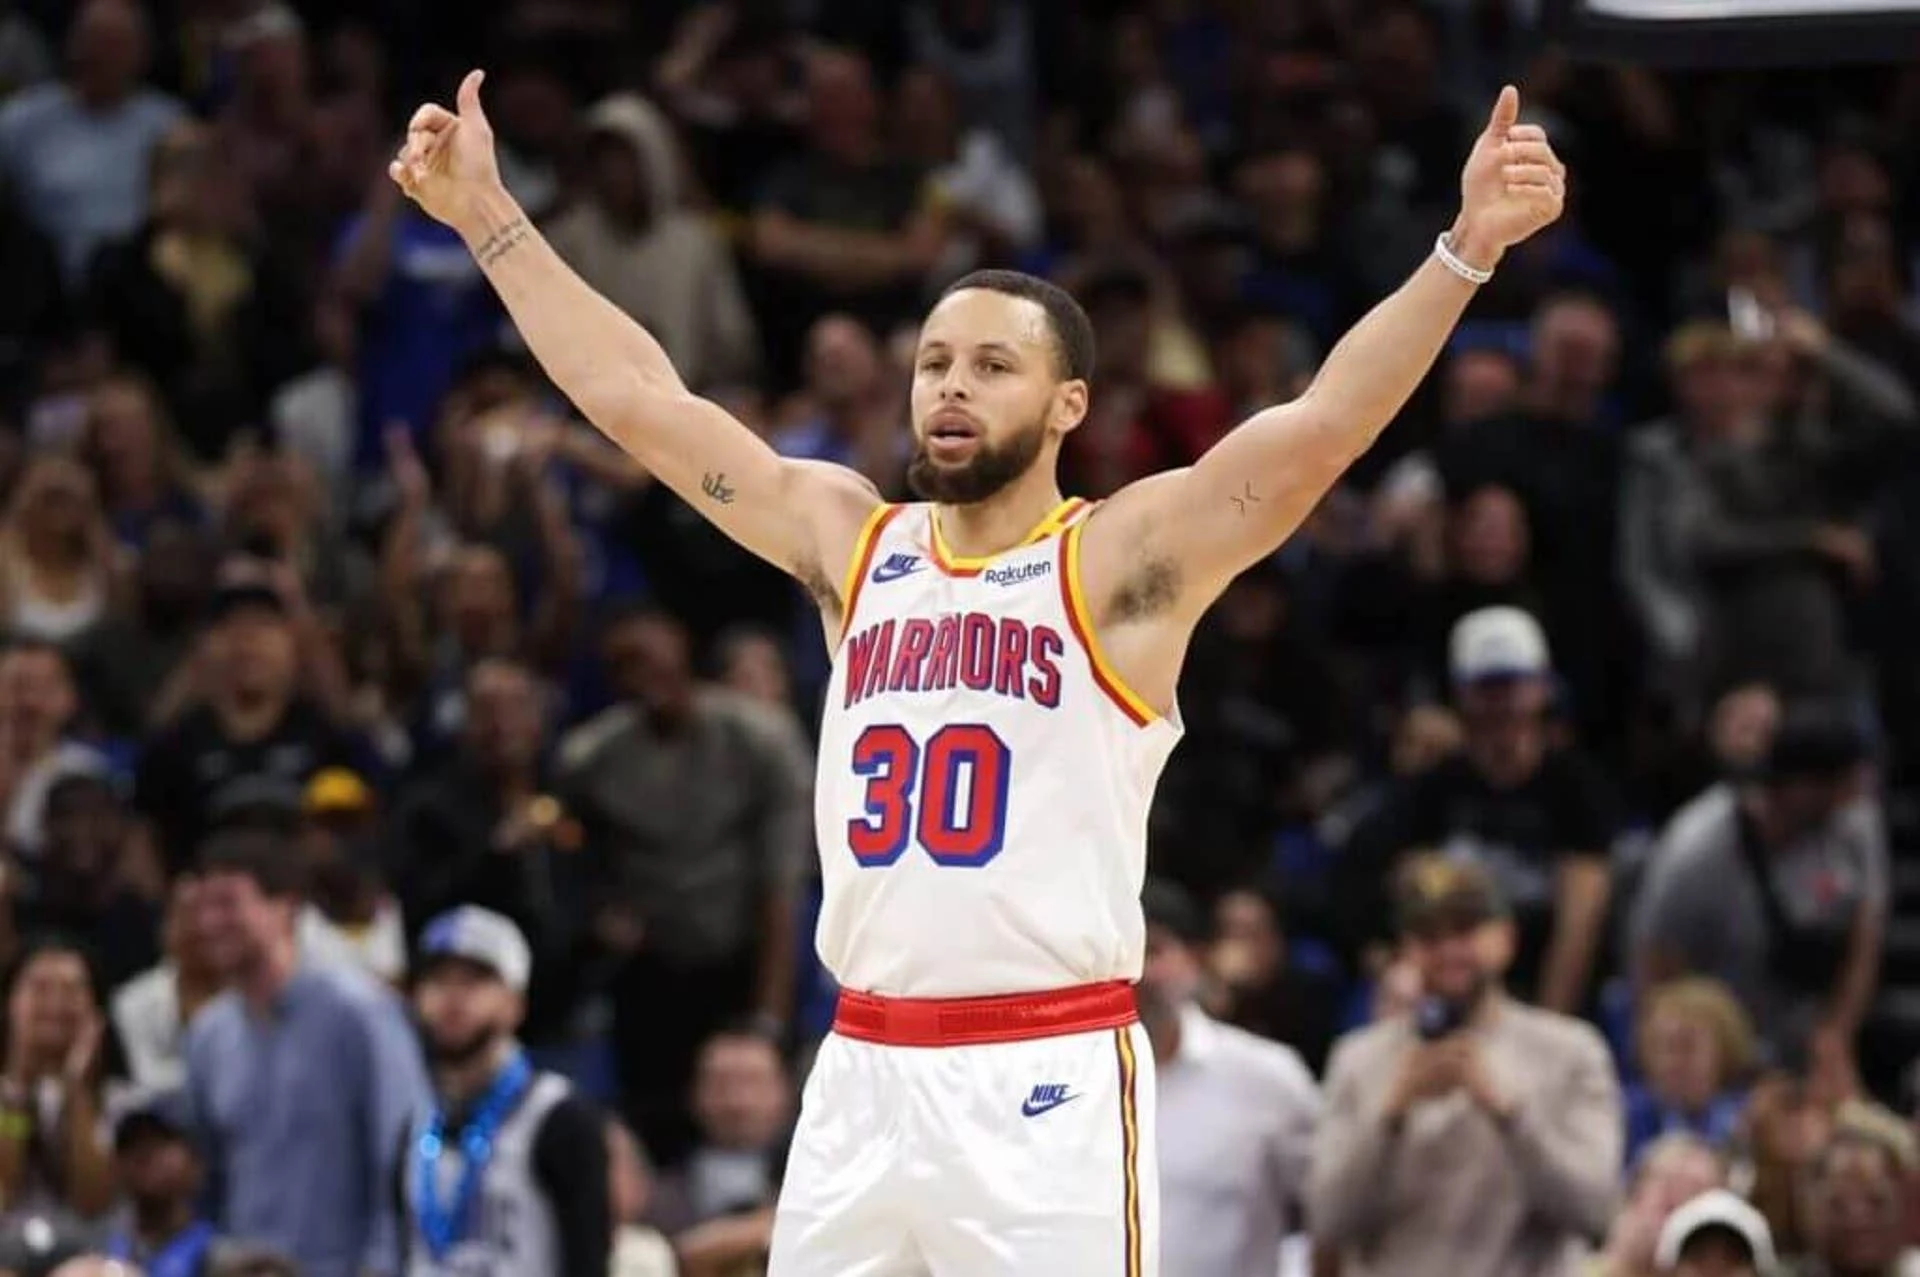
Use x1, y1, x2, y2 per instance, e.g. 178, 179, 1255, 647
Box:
1020, 1094, 1080, 1118
871, 564, 923, 583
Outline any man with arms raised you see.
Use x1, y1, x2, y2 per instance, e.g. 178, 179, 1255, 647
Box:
389, 69, 1565, 1277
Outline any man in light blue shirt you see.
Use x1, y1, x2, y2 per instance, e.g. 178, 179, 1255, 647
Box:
185, 826, 430, 1277
0, 0, 183, 281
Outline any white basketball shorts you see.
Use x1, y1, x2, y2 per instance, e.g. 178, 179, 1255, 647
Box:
768, 982, 1157, 1277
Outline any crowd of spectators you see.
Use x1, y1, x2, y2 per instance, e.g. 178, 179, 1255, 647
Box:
0, 0, 1916, 1273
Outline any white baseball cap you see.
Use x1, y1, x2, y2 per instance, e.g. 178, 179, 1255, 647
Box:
1449, 606, 1551, 683
417, 907, 532, 993
1655, 1189, 1778, 1275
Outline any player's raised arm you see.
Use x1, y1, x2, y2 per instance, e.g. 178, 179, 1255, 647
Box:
390, 71, 880, 606
1095, 87, 1565, 607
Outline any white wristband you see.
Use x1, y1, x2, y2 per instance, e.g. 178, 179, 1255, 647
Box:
1434, 232, 1494, 286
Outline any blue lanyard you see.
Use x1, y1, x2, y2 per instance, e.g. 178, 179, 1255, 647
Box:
107, 1221, 216, 1277
413, 1053, 534, 1260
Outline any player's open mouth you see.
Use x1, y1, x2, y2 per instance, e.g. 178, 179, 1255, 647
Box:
927, 412, 980, 440
925, 412, 982, 458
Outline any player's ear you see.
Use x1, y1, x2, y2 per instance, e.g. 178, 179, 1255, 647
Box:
1051, 379, 1089, 436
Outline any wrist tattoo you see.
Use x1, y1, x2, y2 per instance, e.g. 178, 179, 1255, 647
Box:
474, 217, 531, 267
702, 471, 737, 504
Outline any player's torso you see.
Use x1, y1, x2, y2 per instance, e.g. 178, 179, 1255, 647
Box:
814, 499, 1181, 997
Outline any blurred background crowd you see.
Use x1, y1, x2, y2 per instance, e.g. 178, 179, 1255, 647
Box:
0, 0, 1914, 1273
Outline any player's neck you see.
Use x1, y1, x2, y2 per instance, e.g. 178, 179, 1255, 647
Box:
934, 481, 1066, 560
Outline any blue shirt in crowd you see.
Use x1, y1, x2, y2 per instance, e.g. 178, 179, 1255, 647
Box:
333, 210, 505, 468
105, 1218, 219, 1277
0, 82, 184, 281
1621, 1083, 1749, 1171
185, 963, 430, 1277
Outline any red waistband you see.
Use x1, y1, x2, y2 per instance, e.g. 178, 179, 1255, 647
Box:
832, 981, 1138, 1047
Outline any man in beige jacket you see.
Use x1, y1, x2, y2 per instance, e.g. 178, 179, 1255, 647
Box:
1308, 855, 1622, 1276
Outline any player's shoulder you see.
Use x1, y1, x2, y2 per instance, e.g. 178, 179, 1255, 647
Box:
784, 457, 888, 525
1081, 470, 1183, 541
778, 460, 892, 595
557, 703, 643, 772
787, 455, 884, 495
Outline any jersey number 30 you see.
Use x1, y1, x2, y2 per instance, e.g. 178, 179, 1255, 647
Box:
848, 724, 1011, 867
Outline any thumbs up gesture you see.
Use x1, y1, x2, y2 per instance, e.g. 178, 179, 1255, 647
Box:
389, 69, 502, 236
1452, 86, 1567, 271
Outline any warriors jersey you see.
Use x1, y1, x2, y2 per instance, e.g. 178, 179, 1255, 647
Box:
813, 498, 1183, 997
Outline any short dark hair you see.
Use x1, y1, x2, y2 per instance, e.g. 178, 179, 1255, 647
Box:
198, 826, 305, 900
939, 270, 1096, 383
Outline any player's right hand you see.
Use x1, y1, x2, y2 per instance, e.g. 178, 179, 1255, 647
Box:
388, 69, 501, 236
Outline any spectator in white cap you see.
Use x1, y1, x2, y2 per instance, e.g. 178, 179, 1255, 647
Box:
1655, 1188, 1778, 1276
1450, 605, 1553, 686
1337, 605, 1619, 1015
400, 906, 611, 1277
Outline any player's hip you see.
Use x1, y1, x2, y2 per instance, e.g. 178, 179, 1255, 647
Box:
808, 984, 1153, 1156
831, 979, 1137, 1047
780, 1016, 1158, 1274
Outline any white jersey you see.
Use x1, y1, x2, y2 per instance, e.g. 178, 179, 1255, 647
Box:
814, 498, 1182, 997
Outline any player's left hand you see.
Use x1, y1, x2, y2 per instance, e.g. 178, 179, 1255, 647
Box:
389, 70, 502, 238
1455, 85, 1566, 265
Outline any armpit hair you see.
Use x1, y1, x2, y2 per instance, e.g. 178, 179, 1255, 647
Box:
1105, 557, 1180, 625
799, 560, 840, 617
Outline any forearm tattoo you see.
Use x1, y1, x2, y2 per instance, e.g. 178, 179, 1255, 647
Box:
702, 471, 737, 504
1229, 481, 1261, 516
474, 217, 532, 267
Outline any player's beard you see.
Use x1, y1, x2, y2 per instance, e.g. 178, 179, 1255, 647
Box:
907, 415, 1048, 505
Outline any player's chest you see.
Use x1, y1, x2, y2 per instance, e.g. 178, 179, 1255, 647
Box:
844, 548, 1071, 705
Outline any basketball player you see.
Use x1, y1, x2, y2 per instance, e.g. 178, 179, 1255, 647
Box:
389, 71, 1565, 1276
